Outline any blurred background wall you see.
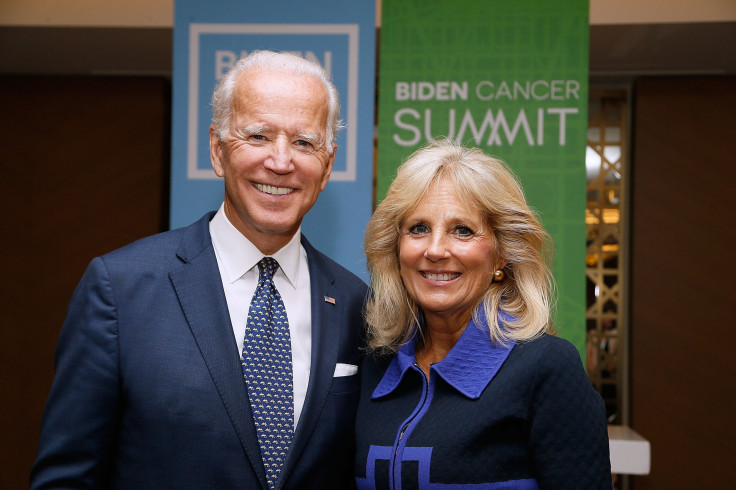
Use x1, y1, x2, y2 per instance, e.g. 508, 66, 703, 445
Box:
1, 1, 734, 488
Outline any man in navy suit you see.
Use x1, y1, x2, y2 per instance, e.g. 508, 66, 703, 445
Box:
31, 50, 368, 489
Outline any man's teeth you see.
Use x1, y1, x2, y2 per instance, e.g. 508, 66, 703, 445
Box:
256, 183, 294, 196
423, 272, 460, 281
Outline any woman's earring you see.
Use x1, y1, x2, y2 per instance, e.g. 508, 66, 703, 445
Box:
493, 269, 505, 282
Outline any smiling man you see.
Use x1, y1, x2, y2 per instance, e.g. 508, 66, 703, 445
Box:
31, 51, 368, 490
210, 61, 336, 255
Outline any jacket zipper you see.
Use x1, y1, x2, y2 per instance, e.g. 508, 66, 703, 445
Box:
390, 363, 432, 490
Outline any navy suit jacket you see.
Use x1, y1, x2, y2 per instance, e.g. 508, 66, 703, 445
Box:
31, 212, 368, 489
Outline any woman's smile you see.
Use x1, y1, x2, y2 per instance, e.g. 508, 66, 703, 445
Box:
399, 178, 498, 329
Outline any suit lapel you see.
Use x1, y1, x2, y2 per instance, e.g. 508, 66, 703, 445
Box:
169, 214, 268, 489
280, 237, 343, 483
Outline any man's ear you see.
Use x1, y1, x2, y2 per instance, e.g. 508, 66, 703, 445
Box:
209, 125, 226, 177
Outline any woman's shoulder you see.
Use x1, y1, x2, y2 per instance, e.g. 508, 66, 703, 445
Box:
514, 332, 579, 355
507, 333, 587, 379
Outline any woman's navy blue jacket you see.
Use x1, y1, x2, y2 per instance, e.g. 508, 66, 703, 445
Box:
354, 309, 612, 489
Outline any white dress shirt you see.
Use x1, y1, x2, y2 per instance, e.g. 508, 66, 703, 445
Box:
209, 204, 312, 429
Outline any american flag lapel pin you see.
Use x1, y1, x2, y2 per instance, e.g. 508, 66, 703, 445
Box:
324, 295, 336, 305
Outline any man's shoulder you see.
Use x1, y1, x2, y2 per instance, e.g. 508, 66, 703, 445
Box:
301, 236, 369, 309
101, 212, 214, 266
301, 236, 367, 291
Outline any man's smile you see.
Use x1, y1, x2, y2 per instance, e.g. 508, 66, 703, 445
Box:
254, 182, 295, 196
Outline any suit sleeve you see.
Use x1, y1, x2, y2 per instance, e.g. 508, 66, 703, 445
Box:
31, 257, 121, 489
528, 338, 613, 489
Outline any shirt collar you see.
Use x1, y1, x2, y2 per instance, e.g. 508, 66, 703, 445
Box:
372, 307, 516, 400
209, 204, 302, 289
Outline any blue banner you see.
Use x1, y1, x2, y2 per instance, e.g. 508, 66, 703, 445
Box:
171, 0, 376, 280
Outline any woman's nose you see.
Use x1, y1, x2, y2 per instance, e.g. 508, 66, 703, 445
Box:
423, 233, 451, 261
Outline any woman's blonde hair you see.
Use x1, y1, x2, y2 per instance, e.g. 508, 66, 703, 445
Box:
364, 140, 555, 353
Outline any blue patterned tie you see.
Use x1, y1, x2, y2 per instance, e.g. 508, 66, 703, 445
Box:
242, 257, 294, 489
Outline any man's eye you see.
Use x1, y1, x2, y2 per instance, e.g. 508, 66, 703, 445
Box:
251, 134, 266, 140
295, 139, 313, 147
409, 224, 429, 234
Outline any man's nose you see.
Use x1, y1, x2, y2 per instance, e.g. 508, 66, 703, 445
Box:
264, 138, 294, 174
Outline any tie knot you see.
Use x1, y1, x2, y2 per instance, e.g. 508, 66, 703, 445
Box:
258, 257, 280, 282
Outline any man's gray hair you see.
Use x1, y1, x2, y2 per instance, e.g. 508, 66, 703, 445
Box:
210, 50, 342, 154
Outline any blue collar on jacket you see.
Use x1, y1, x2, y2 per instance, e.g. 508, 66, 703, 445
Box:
372, 307, 516, 400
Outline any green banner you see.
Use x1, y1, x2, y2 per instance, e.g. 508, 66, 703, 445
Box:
377, 0, 589, 356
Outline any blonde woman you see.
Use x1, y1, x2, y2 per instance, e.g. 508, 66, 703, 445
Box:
355, 141, 611, 489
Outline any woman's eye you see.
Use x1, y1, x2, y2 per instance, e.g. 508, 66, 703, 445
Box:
408, 223, 429, 234
455, 225, 474, 237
